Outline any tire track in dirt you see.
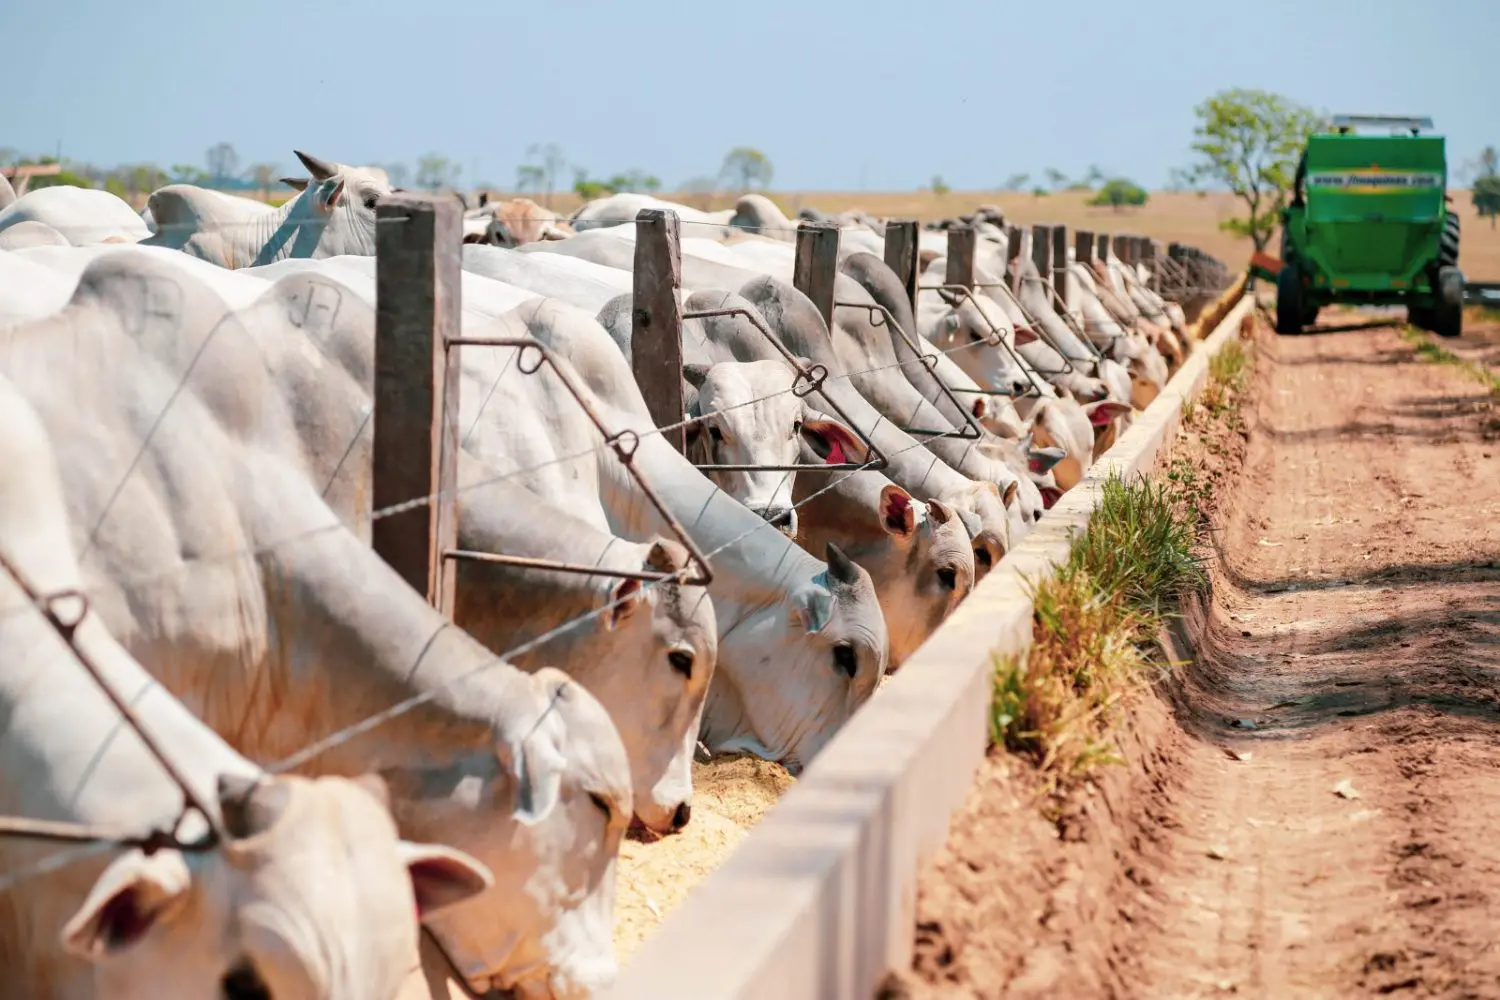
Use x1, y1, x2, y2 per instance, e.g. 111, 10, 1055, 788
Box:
894, 311, 1500, 1000
1137, 314, 1500, 998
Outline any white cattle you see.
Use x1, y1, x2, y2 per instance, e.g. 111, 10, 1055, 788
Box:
141, 150, 389, 268
0, 370, 492, 1000
0, 251, 633, 999
793, 468, 974, 668
0, 219, 69, 249
453, 296, 891, 771
569, 193, 733, 234
524, 233, 1016, 576
681, 358, 869, 537
726, 193, 798, 242
211, 259, 722, 841
0, 186, 151, 246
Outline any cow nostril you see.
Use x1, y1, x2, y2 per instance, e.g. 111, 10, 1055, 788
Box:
672, 802, 692, 830
937, 567, 958, 591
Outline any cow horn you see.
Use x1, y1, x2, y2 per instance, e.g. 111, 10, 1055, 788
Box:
824, 543, 860, 586
292, 150, 337, 182
217, 773, 291, 840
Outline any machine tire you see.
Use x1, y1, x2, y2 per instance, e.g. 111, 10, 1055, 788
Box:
1439, 210, 1461, 268
1276, 263, 1304, 335
1431, 265, 1464, 338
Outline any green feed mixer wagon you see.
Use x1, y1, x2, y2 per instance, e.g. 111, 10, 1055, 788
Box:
1251, 114, 1464, 337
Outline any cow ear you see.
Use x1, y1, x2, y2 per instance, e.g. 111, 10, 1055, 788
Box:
1001, 480, 1020, 508
320, 179, 345, 212
969, 395, 989, 420
503, 710, 566, 825
397, 842, 494, 919
801, 413, 868, 465
1027, 445, 1067, 475
1012, 325, 1040, 346
926, 499, 955, 526
878, 485, 917, 539
606, 577, 645, 630
61, 850, 192, 960
1084, 399, 1132, 428
790, 586, 834, 634
280, 177, 309, 192
681, 363, 712, 389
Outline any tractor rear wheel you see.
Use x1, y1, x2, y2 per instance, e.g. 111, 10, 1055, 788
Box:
1431, 265, 1464, 339
1440, 210, 1461, 268
1276, 263, 1305, 335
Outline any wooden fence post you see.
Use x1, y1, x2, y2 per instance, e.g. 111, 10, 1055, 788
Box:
1141, 239, 1158, 290
1006, 225, 1024, 287
1050, 223, 1069, 306
793, 220, 841, 330
1030, 224, 1052, 287
1076, 229, 1096, 266
1097, 233, 1111, 261
945, 223, 976, 290
373, 191, 462, 615
883, 219, 920, 317
632, 208, 687, 455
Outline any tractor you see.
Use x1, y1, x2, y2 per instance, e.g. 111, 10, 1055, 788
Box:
1250, 114, 1464, 338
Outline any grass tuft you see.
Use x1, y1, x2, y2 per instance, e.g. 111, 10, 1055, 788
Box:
1400, 326, 1500, 394
989, 472, 1204, 781
1201, 338, 1249, 414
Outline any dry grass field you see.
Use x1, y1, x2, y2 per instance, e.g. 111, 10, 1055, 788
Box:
245, 186, 1500, 280
479, 188, 1500, 281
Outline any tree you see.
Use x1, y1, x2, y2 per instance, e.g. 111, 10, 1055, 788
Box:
515, 164, 545, 193
170, 163, 211, 185
1083, 164, 1106, 187
248, 163, 277, 200
415, 154, 461, 192
205, 142, 239, 188
1043, 167, 1068, 190
1474, 147, 1500, 229
606, 168, 661, 193
1088, 177, 1149, 211
520, 143, 569, 206
679, 176, 719, 210
1187, 88, 1321, 251
572, 168, 610, 200
1003, 172, 1030, 191
931, 175, 950, 196
719, 147, 773, 192
30, 157, 96, 190
378, 162, 409, 189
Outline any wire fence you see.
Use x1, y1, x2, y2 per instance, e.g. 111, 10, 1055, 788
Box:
0, 205, 1227, 894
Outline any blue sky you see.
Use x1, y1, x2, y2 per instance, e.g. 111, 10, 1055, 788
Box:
5, 0, 1495, 190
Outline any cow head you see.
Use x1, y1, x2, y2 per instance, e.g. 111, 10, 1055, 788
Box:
393, 667, 633, 999
271, 150, 394, 259
598, 538, 719, 840
868, 487, 975, 667
683, 358, 866, 538
701, 543, 889, 773
924, 287, 1038, 398
64, 774, 492, 1000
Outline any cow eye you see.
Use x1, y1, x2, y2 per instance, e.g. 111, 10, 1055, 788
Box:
792, 419, 803, 437
708, 425, 723, 443
668, 649, 694, 679
588, 792, 611, 818
362, 193, 379, 210
832, 642, 858, 679
221, 961, 271, 1000
937, 567, 958, 591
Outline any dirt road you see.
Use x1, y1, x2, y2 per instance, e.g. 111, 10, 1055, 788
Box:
899, 313, 1500, 999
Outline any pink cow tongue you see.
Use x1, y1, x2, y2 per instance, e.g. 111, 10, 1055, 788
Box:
825, 439, 848, 465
